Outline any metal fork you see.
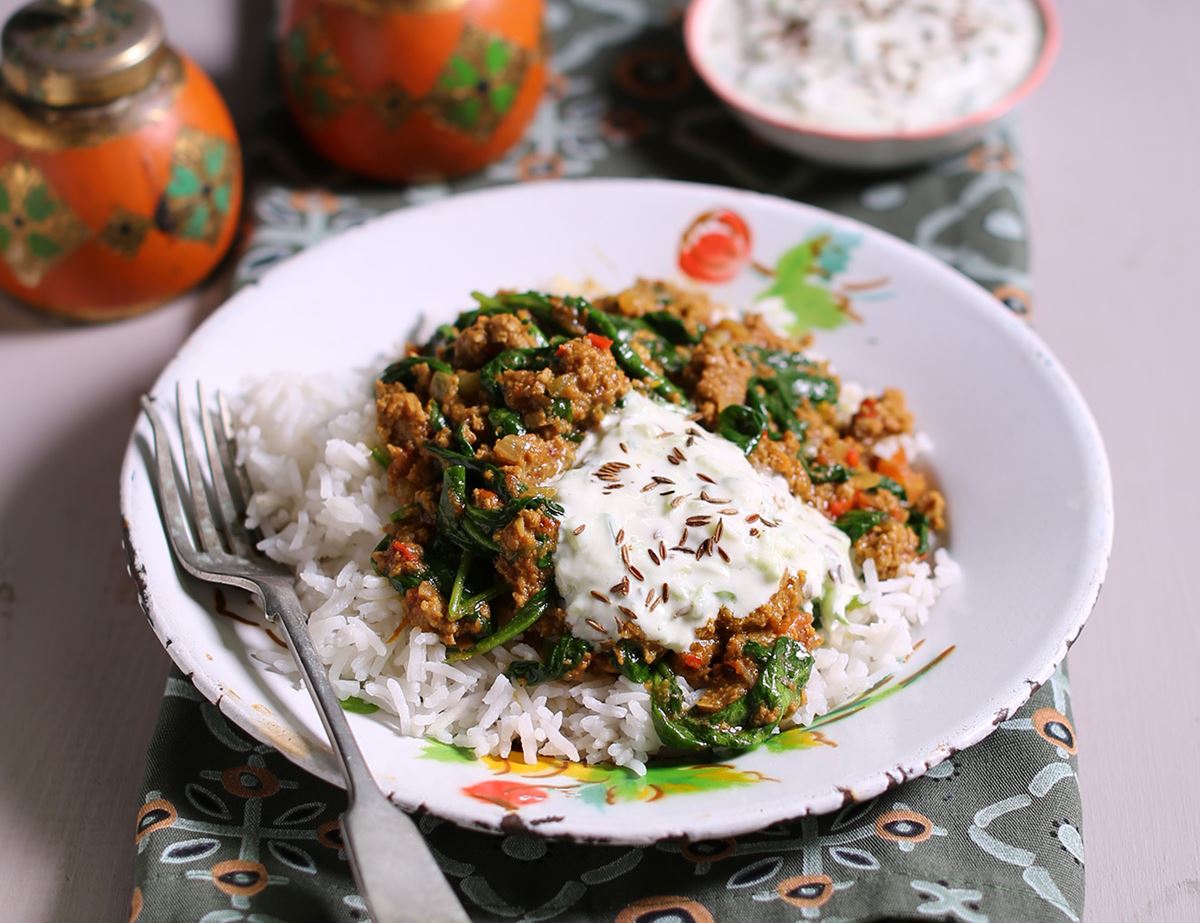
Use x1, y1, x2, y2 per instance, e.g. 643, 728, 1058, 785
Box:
140, 384, 471, 923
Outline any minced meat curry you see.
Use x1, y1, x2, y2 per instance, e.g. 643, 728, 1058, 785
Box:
370, 281, 946, 752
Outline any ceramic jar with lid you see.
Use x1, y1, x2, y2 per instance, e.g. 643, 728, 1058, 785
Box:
280, 0, 546, 182
0, 0, 242, 321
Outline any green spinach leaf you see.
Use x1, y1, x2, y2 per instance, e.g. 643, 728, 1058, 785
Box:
717, 404, 768, 455
339, 696, 379, 714
648, 637, 813, 752
835, 509, 887, 541
509, 635, 592, 685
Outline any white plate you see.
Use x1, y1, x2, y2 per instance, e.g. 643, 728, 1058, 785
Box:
120, 179, 1111, 844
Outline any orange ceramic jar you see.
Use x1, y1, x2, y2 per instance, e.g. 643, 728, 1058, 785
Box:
0, 0, 242, 321
280, 0, 546, 182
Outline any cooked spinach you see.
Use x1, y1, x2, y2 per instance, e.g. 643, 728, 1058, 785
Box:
426, 400, 446, 433
611, 639, 653, 683
835, 509, 887, 541
585, 304, 685, 401
508, 635, 592, 685
339, 696, 380, 714
717, 404, 768, 455
380, 355, 453, 385
643, 310, 702, 345
869, 476, 907, 501
427, 323, 458, 353
908, 509, 930, 555
450, 421, 475, 456
488, 407, 526, 436
607, 314, 687, 375
436, 464, 562, 558
549, 397, 573, 421
805, 461, 849, 484
744, 347, 838, 401
445, 289, 691, 402
479, 346, 556, 401
745, 376, 809, 439
649, 637, 812, 752
735, 346, 839, 440
446, 588, 553, 662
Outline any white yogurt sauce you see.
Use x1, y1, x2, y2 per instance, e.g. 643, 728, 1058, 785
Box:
553, 393, 858, 652
705, 0, 1043, 134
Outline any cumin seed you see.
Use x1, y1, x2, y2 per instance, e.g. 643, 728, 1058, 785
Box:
685, 515, 711, 527
645, 587, 657, 606
573, 524, 587, 535
662, 582, 670, 602
750, 528, 761, 537
680, 526, 689, 544
714, 518, 724, 542
659, 540, 667, 560
628, 565, 645, 582
670, 546, 695, 555
697, 472, 716, 484
615, 529, 625, 546
610, 577, 629, 596
620, 545, 631, 567
618, 605, 637, 621
647, 548, 661, 566
641, 482, 657, 493
718, 546, 731, 563
591, 590, 611, 603
620, 442, 629, 453
652, 476, 675, 484
720, 507, 738, 515
585, 618, 605, 633
687, 436, 696, 447
670, 495, 688, 509
700, 490, 732, 504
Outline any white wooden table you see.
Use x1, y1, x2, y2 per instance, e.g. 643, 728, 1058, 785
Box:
0, 2, 1196, 921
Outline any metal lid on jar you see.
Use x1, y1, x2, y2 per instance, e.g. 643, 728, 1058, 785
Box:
1, 0, 166, 107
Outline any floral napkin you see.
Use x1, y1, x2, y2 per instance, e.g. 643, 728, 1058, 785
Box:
129, 3, 1082, 921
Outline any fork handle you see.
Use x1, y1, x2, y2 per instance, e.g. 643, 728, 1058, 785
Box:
261, 581, 472, 923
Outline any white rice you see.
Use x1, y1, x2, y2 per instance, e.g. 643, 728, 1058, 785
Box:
235, 368, 958, 774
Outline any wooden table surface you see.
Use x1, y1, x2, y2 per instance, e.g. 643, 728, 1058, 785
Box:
0, 2, 1195, 920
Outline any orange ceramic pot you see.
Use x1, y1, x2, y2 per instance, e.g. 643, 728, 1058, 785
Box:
0, 51, 242, 320
280, 0, 546, 182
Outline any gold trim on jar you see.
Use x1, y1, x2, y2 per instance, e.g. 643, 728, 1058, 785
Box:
0, 49, 184, 151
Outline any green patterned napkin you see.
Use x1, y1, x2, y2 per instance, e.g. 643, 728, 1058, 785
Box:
130, 4, 1081, 921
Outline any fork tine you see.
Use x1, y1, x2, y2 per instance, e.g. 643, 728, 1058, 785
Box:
217, 388, 255, 515
176, 382, 225, 555
141, 396, 204, 571
198, 382, 253, 557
